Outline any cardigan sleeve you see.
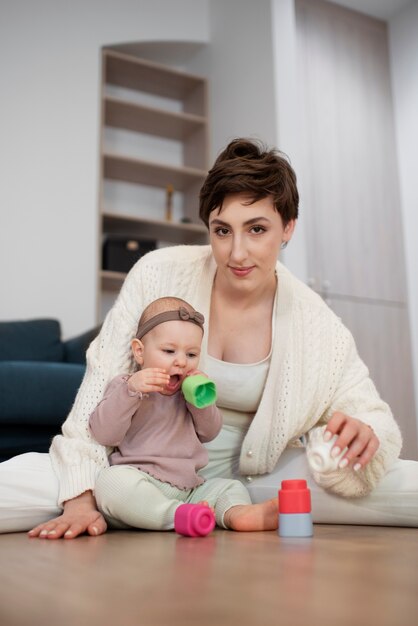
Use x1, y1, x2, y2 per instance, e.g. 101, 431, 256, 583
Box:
308, 326, 402, 498
48, 258, 148, 505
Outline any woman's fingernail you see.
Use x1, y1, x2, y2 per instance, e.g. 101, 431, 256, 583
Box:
91, 526, 98, 535
339, 458, 349, 469
40, 530, 48, 537
324, 431, 332, 442
331, 446, 341, 458
64, 530, 73, 537
48, 530, 56, 536
353, 463, 362, 472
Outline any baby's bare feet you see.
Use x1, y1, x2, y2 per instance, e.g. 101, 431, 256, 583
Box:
224, 498, 278, 531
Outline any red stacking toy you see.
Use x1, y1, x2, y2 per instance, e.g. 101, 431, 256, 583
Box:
174, 503, 215, 537
278, 479, 313, 537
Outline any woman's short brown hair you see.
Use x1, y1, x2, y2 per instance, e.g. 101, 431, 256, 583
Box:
199, 138, 299, 227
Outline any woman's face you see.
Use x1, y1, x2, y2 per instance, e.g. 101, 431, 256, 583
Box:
208, 193, 295, 293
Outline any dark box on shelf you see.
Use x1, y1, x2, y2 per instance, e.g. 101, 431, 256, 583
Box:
102, 236, 156, 273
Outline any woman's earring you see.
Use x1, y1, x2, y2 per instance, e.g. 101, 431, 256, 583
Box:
280, 241, 288, 250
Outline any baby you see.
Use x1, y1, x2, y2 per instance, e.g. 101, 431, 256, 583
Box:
90, 296, 278, 533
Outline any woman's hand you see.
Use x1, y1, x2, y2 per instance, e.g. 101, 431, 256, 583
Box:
324, 412, 380, 471
28, 490, 107, 540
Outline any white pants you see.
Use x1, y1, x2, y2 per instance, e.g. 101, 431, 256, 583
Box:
0, 453, 61, 533
202, 425, 418, 528
0, 446, 417, 533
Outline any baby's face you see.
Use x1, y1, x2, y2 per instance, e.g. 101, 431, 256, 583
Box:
141, 320, 203, 395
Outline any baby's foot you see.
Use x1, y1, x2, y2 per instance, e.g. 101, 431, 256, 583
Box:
224, 498, 278, 531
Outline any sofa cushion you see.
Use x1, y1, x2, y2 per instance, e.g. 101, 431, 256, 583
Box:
0, 361, 85, 424
0, 319, 64, 362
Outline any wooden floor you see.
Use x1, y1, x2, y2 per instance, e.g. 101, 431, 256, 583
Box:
0, 525, 417, 626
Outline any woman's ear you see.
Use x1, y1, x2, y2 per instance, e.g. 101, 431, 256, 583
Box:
131, 338, 144, 366
283, 219, 296, 243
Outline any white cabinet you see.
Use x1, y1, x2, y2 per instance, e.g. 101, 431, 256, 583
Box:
296, 0, 417, 458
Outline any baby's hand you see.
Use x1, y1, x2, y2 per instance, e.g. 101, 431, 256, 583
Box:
127, 368, 170, 394
324, 412, 380, 471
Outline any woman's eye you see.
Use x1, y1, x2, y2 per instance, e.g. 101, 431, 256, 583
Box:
250, 225, 266, 234
213, 227, 230, 237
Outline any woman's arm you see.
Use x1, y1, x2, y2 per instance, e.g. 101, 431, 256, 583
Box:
49, 259, 148, 507
308, 328, 402, 497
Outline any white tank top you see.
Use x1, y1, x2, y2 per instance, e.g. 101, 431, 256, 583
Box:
204, 281, 277, 428
204, 353, 270, 428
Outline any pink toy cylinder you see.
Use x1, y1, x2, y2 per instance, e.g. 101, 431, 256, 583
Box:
174, 504, 215, 537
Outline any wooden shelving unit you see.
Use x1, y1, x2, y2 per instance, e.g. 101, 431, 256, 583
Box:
97, 49, 210, 319
103, 153, 206, 190
102, 212, 208, 243
101, 270, 127, 292
104, 98, 206, 141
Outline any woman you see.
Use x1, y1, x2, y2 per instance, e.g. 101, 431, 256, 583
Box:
1, 138, 416, 538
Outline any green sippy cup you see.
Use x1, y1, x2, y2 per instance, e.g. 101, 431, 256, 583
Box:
181, 375, 217, 408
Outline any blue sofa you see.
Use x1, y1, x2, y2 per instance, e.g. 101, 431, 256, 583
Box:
0, 319, 100, 462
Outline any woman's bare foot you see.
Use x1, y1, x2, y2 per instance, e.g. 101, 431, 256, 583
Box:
223, 498, 278, 531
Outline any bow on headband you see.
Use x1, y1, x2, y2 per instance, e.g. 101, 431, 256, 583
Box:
178, 307, 204, 324
136, 306, 205, 340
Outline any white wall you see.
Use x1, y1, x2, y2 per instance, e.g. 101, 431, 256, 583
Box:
0, 0, 209, 338
199, 0, 278, 159
389, 0, 418, 421
270, 0, 308, 281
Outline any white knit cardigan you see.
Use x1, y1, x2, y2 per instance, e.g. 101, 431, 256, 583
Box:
50, 245, 402, 505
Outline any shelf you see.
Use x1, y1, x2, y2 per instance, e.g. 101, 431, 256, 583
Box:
104, 50, 206, 114
104, 97, 207, 141
98, 49, 209, 320
102, 211, 208, 245
103, 153, 207, 190
101, 270, 126, 291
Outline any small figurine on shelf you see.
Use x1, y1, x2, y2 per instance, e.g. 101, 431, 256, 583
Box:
165, 183, 174, 221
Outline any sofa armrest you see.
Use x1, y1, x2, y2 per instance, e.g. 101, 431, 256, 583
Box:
63, 325, 101, 364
